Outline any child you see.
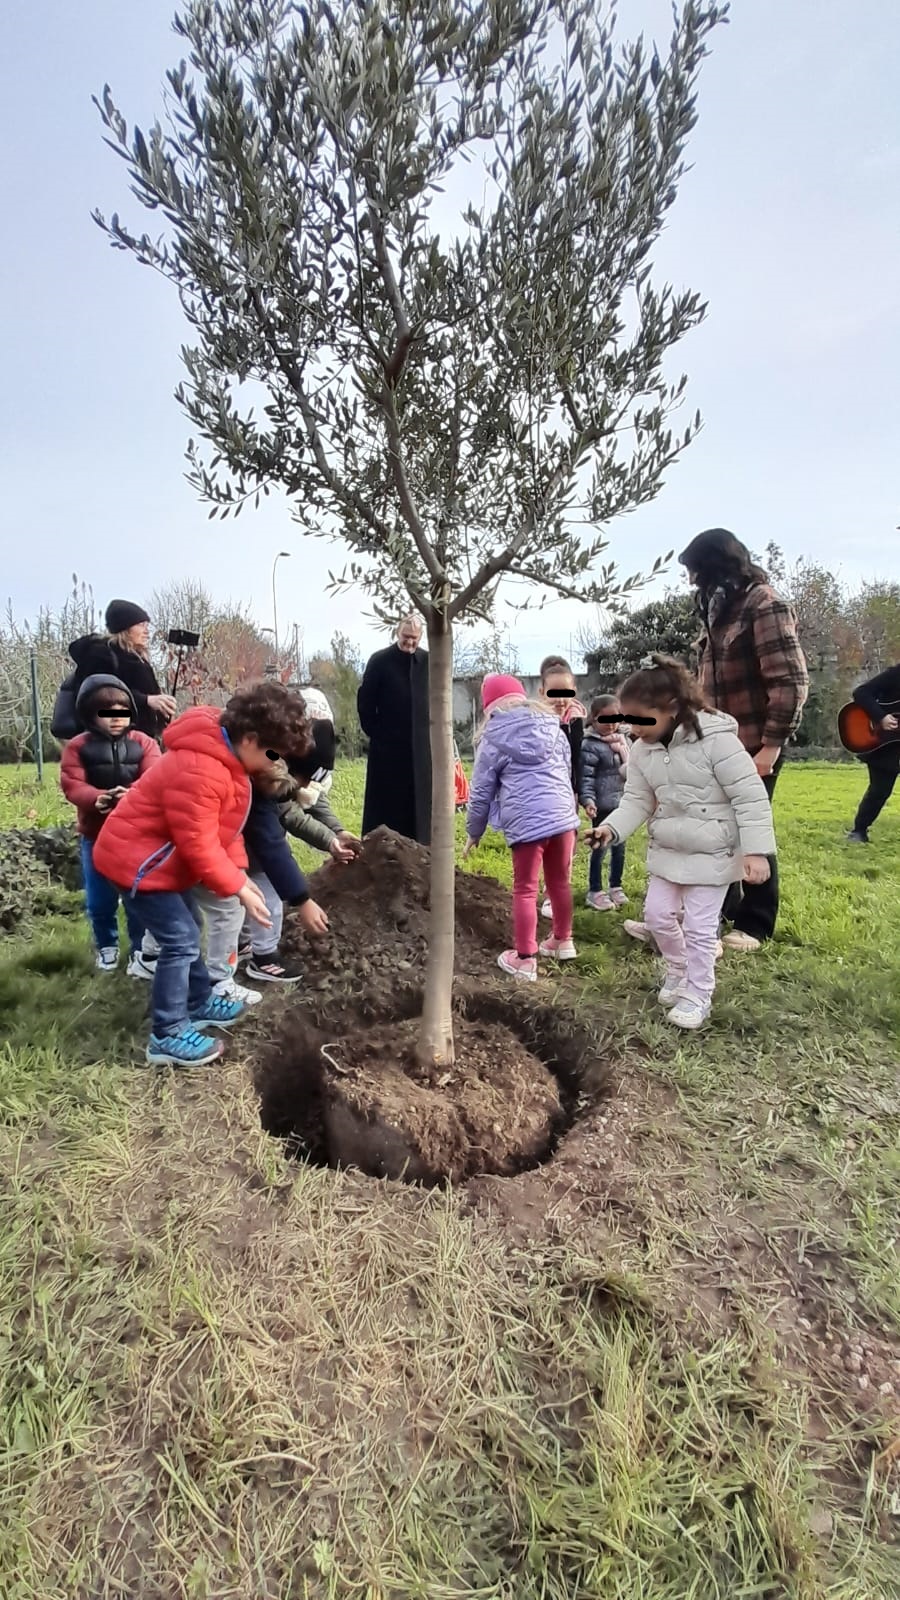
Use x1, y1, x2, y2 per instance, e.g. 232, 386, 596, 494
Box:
590, 655, 775, 1030
579, 693, 629, 910
60, 675, 161, 972
538, 655, 585, 919
94, 681, 308, 1067
240, 764, 331, 983
237, 715, 361, 979
463, 673, 579, 981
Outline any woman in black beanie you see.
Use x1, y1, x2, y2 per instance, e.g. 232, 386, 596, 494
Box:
68, 600, 176, 740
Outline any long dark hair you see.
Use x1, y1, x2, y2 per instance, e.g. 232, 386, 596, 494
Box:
678, 528, 767, 617
618, 653, 714, 741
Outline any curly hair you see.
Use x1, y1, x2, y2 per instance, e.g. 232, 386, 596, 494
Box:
220, 681, 312, 759
618, 653, 714, 741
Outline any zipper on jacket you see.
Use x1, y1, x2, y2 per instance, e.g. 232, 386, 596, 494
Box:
130, 842, 175, 897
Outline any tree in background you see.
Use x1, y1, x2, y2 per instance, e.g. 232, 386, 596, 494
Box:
95, 0, 723, 1064
307, 632, 366, 758
150, 579, 279, 704
578, 590, 697, 679
0, 578, 97, 761
453, 627, 521, 680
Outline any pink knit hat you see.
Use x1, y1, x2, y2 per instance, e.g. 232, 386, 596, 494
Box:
481, 673, 526, 710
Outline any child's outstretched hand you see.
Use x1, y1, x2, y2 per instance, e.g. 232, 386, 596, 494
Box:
584, 801, 597, 819
462, 837, 478, 860
742, 854, 771, 884
589, 825, 613, 850
239, 879, 272, 928
297, 899, 329, 937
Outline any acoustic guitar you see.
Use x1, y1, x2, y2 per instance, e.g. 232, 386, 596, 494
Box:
837, 698, 900, 756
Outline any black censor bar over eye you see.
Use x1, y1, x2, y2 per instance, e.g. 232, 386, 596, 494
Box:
546, 688, 576, 698
95, 709, 131, 718
593, 713, 656, 726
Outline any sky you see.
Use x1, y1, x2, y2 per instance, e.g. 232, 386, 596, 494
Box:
2, 0, 899, 672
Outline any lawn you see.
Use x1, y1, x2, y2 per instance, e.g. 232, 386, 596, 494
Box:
0, 759, 899, 1599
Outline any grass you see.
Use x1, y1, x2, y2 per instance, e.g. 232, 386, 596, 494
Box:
1, 759, 899, 1598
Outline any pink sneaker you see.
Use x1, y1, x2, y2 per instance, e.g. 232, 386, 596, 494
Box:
608, 888, 629, 907
585, 891, 614, 911
539, 935, 578, 961
498, 950, 537, 982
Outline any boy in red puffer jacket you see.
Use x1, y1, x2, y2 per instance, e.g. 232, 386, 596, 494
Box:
94, 681, 310, 1068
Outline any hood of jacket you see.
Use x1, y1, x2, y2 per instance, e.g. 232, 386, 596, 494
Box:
74, 673, 137, 722
665, 709, 739, 746
484, 706, 567, 767
69, 633, 109, 666
162, 705, 240, 767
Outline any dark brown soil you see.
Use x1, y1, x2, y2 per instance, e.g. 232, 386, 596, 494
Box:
254, 980, 609, 1187
321, 1015, 562, 1184
281, 826, 512, 993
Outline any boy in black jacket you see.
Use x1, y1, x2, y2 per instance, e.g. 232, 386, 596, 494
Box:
242, 782, 330, 982
847, 664, 900, 843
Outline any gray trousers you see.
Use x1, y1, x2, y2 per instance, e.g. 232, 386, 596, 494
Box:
244, 871, 284, 957
193, 885, 245, 984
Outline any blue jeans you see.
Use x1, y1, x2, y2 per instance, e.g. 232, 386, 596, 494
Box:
80, 837, 145, 954
128, 889, 212, 1037
589, 838, 625, 892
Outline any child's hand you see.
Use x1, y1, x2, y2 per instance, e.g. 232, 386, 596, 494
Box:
239, 879, 272, 927
589, 825, 613, 851
297, 899, 329, 937
329, 833, 360, 864
584, 801, 597, 818
95, 793, 114, 813
742, 854, 771, 884
462, 837, 478, 860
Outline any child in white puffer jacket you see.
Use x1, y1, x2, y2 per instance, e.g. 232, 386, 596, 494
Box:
591, 655, 775, 1030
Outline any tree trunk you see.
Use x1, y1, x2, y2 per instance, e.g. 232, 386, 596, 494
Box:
418, 610, 455, 1067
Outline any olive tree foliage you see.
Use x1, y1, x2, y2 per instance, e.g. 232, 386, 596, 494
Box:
94, 0, 725, 1062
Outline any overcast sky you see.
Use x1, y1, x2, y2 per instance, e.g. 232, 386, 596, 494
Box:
2, 0, 898, 670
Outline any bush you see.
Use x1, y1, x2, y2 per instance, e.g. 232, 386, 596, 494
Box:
0, 825, 82, 935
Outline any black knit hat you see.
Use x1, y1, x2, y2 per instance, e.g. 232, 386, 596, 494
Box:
105, 599, 150, 634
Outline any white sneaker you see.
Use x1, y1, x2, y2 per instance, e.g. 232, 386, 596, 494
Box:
585, 891, 614, 911
539, 935, 578, 961
668, 996, 711, 1029
127, 952, 157, 980
213, 977, 262, 1007
721, 931, 761, 953
96, 947, 119, 972
540, 899, 553, 921
658, 975, 689, 1007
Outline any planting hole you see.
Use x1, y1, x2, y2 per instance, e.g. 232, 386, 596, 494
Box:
254, 987, 610, 1186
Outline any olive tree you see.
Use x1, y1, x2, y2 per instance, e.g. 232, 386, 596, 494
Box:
95, 0, 725, 1064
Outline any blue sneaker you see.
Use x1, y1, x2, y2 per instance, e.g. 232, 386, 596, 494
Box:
189, 993, 247, 1031
146, 1029, 223, 1067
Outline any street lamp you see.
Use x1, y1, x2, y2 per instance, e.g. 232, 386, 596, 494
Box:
272, 551, 291, 662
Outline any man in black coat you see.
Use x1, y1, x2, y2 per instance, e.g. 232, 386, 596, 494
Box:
358, 618, 432, 845
847, 663, 900, 842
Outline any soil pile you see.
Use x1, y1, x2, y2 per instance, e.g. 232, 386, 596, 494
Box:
321, 1015, 563, 1184
281, 826, 512, 995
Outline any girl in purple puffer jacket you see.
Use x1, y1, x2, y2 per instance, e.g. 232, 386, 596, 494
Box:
463, 674, 580, 982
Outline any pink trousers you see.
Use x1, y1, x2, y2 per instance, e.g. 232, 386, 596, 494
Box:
644, 876, 728, 1005
511, 831, 575, 955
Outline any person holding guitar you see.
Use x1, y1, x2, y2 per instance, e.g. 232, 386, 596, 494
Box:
844, 664, 900, 843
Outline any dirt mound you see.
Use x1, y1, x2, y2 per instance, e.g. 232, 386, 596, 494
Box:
255, 984, 610, 1184
282, 826, 511, 994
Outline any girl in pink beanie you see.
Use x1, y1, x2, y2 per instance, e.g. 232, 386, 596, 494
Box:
462, 675, 580, 981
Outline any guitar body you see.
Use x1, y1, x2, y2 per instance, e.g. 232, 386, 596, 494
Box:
838, 699, 900, 756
